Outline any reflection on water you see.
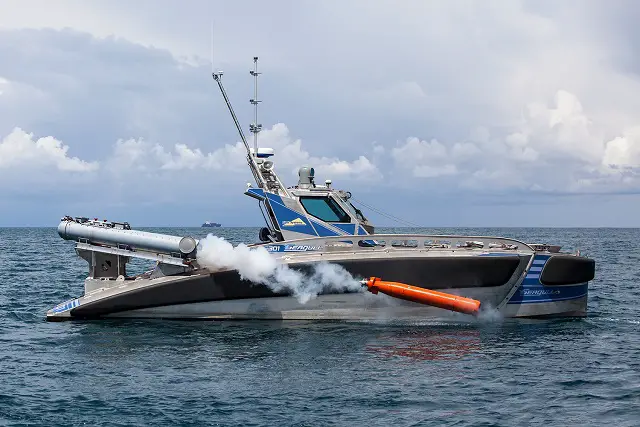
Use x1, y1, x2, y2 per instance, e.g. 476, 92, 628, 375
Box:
366, 328, 482, 361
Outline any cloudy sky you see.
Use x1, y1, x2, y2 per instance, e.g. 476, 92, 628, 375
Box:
1, 0, 640, 227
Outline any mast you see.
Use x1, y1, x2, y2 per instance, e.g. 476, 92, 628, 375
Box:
249, 57, 262, 157
211, 70, 264, 188
212, 57, 289, 198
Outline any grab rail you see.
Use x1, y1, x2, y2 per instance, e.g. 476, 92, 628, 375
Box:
258, 233, 534, 254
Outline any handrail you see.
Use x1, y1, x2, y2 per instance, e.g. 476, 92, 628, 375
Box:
257, 233, 534, 253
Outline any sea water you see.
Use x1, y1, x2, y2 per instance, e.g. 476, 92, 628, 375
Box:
0, 227, 638, 426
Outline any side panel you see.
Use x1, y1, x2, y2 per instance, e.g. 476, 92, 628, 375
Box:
266, 193, 345, 238
508, 255, 589, 307
69, 255, 523, 318
334, 256, 521, 289
247, 189, 369, 239
333, 223, 357, 234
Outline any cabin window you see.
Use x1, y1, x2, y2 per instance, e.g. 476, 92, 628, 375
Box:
299, 197, 351, 222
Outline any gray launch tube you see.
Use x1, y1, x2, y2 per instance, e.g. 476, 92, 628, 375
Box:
57, 220, 198, 255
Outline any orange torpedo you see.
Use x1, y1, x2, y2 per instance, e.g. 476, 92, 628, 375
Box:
361, 277, 481, 315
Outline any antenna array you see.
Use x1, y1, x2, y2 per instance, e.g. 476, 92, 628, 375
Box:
249, 57, 262, 155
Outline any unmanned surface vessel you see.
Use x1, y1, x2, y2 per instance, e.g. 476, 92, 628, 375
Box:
47, 58, 595, 321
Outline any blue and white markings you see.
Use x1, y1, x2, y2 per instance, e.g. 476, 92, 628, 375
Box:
52, 298, 80, 313
265, 244, 324, 253
524, 258, 546, 280
508, 255, 588, 304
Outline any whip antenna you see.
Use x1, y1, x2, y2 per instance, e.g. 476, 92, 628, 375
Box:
249, 57, 262, 157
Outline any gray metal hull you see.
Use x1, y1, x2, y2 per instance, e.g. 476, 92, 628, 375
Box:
102, 293, 588, 321
47, 250, 591, 321
47, 285, 588, 321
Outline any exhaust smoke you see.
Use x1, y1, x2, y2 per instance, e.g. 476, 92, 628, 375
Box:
196, 235, 363, 303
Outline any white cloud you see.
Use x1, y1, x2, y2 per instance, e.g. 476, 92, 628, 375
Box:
4, 93, 640, 204
391, 137, 452, 178
105, 123, 378, 180
392, 137, 448, 163
321, 156, 378, 177
244, 123, 380, 181
4, 4, 640, 225
0, 127, 98, 172
602, 128, 640, 169
451, 142, 481, 159
0, 123, 378, 191
384, 89, 640, 192
520, 90, 603, 163
152, 141, 246, 172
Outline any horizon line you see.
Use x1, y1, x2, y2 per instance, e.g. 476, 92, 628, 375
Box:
2, 224, 640, 229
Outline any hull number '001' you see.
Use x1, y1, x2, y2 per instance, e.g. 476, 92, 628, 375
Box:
265, 245, 324, 252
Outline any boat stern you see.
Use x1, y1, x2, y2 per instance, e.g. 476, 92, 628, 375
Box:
504, 253, 594, 318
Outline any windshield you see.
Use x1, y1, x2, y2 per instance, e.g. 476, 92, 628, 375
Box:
299, 196, 351, 223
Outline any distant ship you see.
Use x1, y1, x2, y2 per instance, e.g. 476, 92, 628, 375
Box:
201, 221, 221, 228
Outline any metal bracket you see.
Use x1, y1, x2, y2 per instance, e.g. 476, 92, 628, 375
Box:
75, 242, 190, 267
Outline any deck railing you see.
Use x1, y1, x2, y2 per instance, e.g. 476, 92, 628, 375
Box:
260, 233, 534, 254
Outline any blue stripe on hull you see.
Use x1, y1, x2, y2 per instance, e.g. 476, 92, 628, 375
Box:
333, 223, 356, 234
507, 283, 588, 304
52, 298, 80, 313
508, 254, 588, 304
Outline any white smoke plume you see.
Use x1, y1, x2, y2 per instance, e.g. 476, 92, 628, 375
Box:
196, 235, 363, 303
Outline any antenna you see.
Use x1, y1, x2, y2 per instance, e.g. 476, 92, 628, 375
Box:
210, 21, 214, 74
249, 57, 262, 157
210, 56, 289, 197
212, 62, 262, 188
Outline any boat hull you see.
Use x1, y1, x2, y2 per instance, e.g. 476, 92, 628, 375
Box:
48, 289, 588, 321
46, 252, 592, 321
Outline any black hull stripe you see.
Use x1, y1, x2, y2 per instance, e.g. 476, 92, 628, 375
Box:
71, 255, 522, 318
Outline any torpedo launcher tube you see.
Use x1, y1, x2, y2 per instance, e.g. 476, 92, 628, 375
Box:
57, 216, 198, 256
361, 277, 481, 315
